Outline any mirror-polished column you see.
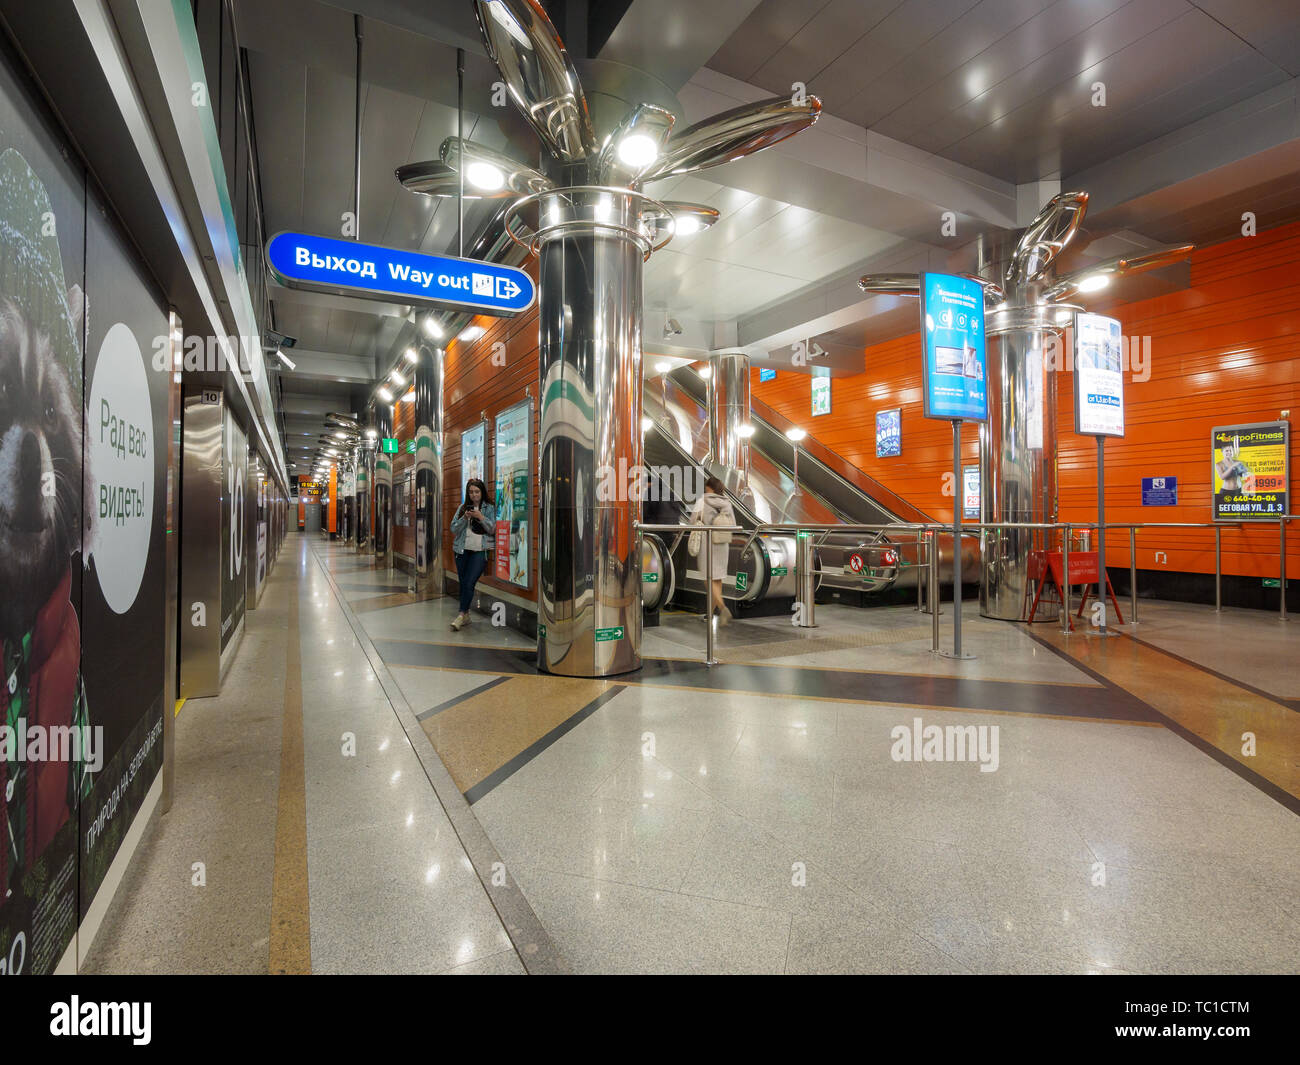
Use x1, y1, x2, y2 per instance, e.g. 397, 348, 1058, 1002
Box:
538, 188, 643, 677
373, 403, 393, 564
414, 344, 443, 591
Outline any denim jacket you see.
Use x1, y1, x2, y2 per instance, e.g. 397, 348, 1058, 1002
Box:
451, 501, 495, 554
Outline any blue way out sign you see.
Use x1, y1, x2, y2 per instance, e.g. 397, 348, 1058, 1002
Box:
266, 231, 535, 316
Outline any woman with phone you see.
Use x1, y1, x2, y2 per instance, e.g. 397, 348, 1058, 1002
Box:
450, 478, 495, 631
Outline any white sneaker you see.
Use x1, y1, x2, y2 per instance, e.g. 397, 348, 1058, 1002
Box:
450, 613, 466, 631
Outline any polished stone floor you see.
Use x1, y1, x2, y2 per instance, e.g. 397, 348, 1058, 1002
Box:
83, 535, 1300, 974
339, 543, 1300, 975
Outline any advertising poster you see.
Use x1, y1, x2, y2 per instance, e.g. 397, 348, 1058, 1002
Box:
759, 368, 776, 382
0, 60, 87, 974
963, 465, 981, 520
461, 421, 486, 496
1212, 422, 1289, 520
221, 411, 248, 649
876, 408, 901, 457
494, 402, 531, 587
1073, 312, 1125, 436
919, 272, 987, 421
77, 187, 168, 916
811, 370, 831, 416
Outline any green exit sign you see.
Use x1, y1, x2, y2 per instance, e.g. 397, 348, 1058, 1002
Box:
1263, 578, 1282, 588
595, 626, 625, 642
381, 437, 398, 454
771, 566, 788, 576
642, 573, 659, 583
735, 572, 748, 591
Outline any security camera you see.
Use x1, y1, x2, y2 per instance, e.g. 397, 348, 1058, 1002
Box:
663, 318, 683, 338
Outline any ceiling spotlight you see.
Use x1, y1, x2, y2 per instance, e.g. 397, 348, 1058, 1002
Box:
466, 161, 505, 192
655, 360, 672, 374
377, 386, 394, 403
389, 369, 407, 387
737, 424, 756, 438
674, 216, 700, 236
617, 133, 659, 169
404, 347, 418, 364
459, 325, 485, 342
276, 350, 296, 370
423, 317, 444, 339
785, 427, 807, 442
1078, 273, 1110, 293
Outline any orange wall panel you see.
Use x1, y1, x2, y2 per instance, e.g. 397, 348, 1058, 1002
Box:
751, 221, 1300, 580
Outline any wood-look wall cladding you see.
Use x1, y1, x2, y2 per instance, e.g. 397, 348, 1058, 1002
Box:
391, 279, 542, 603
753, 221, 1300, 580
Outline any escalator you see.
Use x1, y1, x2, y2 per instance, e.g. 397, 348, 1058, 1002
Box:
639, 366, 979, 612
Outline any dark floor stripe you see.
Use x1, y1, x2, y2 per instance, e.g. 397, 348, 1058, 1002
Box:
1022, 628, 1300, 817
464, 686, 627, 805
1125, 633, 1300, 715
417, 676, 511, 721
371, 638, 1150, 723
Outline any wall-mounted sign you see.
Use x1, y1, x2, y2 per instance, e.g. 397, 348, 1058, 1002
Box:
494, 402, 531, 587
1073, 312, 1125, 437
759, 368, 776, 382
919, 272, 987, 422
811, 370, 831, 416
1141, 477, 1178, 506
380, 437, 398, 454
266, 231, 536, 316
876, 408, 901, 457
963, 464, 980, 520
1212, 422, 1289, 520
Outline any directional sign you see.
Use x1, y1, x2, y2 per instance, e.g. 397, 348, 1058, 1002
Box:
381, 437, 398, 454
595, 626, 625, 642
266, 231, 535, 316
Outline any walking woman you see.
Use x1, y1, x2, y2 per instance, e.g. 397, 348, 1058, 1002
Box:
692, 475, 736, 625
450, 478, 494, 631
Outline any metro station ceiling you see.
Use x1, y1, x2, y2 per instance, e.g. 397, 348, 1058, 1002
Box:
236, 0, 1300, 473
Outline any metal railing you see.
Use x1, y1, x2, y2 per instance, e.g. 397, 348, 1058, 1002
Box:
638, 522, 743, 665
636, 516, 1297, 665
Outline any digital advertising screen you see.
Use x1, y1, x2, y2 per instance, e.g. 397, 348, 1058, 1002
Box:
876, 408, 901, 457
494, 402, 531, 587
919, 272, 987, 422
963, 464, 980, 520
1212, 422, 1289, 520
811, 371, 831, 416
1073, 312, 1125, 437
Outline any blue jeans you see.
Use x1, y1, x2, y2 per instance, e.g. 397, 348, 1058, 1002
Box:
455, 550, 488, 613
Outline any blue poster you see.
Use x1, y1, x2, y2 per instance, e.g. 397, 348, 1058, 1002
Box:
876, 408, 901, 457
920, 272, 987, 422
1141, 476, 1178, 506
759, 368, 776, 382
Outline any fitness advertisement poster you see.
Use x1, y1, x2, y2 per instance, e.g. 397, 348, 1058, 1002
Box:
1212, 422, 1289, 520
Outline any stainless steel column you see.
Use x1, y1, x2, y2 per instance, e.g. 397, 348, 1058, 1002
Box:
356, 440, 371, 553
794, 532, 816, 628
980, 324, 1059, 620
413, 343, 444, 592
712, 351, 750, 473
373, 403, 393, 565
538, 188, 643, 677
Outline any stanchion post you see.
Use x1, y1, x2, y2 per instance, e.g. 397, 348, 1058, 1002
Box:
1281, 518, 1288, 623
930, 530, 940, 653
704, 524, 716, 665
916, 529, 923, 612
1061, 523, 1072, 635
1128, 526, 1138, 625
